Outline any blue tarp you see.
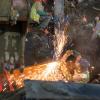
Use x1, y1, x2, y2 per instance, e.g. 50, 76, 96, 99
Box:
24, 80, 100, 99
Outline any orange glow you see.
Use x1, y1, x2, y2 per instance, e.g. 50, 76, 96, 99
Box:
8, 50, 78, 89
9, 61, 74, 88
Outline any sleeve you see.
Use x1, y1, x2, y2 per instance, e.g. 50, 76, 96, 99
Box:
30, 4, 40, 22
37, 10, 48, 16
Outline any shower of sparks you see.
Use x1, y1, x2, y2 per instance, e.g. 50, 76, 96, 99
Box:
53, 29, 67, 60
8, 60, 74, 88
1, 52, 82, 92
1, 26, 70, 91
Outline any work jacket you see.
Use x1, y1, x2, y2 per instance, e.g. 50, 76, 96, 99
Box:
30, 1, 47, 22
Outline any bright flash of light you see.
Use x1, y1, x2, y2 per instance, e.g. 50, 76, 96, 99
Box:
42, 62, 59, 77
47, 62, 58, 67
